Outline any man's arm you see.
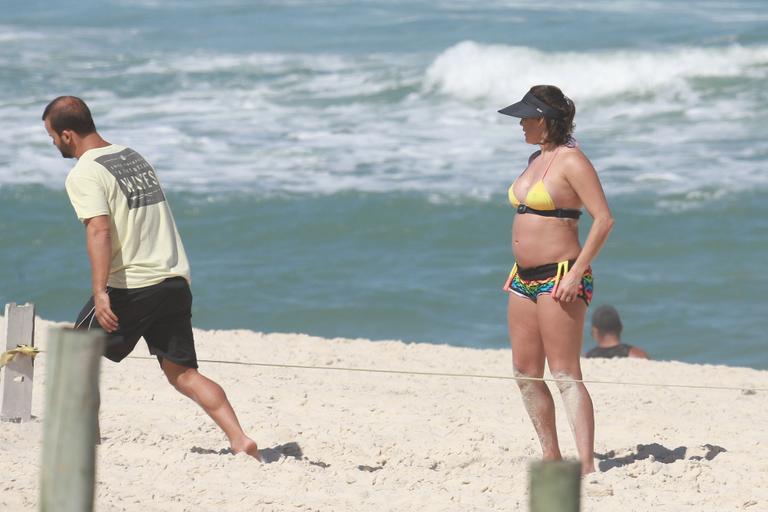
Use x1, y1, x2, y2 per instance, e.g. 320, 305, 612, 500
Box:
84, 215, 119, 332
629, 346, 649, 359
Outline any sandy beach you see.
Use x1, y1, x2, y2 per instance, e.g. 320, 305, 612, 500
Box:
1, 317, 767, 512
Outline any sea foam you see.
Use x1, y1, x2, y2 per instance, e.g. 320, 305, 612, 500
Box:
2, 35, 766, 202
424, 41, 768, 103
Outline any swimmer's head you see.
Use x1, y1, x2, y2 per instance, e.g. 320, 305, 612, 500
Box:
591, 304, 623, 337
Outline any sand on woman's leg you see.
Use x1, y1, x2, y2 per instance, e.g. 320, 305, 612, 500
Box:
515, 369, 562, 460
552, 371, 595, 474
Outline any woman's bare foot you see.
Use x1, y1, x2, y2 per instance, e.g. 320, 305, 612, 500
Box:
581, 461, 596, 475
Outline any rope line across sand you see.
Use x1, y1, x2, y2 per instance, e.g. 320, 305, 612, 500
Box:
23, 349, 766, 392
118, 354, 765, 393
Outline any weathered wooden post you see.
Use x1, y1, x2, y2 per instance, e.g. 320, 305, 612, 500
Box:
40, 327, 105, 512
529, 460, 581, 512
1, 303, 36, 423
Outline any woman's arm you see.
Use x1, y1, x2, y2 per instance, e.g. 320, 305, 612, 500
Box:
553, 151, 614, 303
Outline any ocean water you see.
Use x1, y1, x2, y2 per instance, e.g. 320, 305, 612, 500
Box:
1, 1, 766, 368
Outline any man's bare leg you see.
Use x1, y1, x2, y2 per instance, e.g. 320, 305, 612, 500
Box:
161, 358, 261, 460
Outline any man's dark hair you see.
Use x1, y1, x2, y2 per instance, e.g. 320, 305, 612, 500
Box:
591, 305, 623, 336
42, 96, 96, 136
530, 85, 575, 146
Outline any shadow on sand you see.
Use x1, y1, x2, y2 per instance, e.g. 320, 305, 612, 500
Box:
190, 441, 332, 467
595, 442, 727, 472
258, 441, 304, 463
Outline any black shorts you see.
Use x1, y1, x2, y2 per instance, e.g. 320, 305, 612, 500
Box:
74, 277, 198, 369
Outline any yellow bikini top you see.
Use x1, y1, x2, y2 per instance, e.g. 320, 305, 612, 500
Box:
508, 148, 558, 210
508, 179, 555, 210
508, 147, 582, 219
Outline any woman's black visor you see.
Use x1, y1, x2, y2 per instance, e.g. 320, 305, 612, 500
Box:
498, 91, 564, 119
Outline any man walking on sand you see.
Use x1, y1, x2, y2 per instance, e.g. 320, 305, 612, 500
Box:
43, 96, 260, 460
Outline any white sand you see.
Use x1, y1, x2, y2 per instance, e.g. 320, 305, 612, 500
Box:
2, 317, 767, 511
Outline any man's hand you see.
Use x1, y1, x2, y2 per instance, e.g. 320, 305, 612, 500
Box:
94, 290, 119, 332
84, 215, 116, 331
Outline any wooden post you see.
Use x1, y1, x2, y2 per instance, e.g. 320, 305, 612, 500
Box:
40, 327, 105, 512
1, 302, 36, 422
529, 460, 581, 512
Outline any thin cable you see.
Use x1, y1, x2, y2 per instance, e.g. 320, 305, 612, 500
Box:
119, 354, 767, 393
25, 349, 765, 392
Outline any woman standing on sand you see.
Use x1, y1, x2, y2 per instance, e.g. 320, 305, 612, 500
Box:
499, 85, 614, 474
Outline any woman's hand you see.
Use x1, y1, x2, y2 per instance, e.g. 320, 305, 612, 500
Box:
552, 270, 582, 303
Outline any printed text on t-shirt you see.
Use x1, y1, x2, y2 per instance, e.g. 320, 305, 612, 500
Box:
95, 148, 166, 209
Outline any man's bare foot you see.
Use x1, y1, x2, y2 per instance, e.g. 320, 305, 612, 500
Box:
232, 437, 262, 462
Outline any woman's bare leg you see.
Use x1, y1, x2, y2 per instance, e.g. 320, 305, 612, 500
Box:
508, 293, 561, 460
537, 296, 595, 474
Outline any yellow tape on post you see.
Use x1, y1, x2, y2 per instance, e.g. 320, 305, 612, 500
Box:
0, 345, 40, 368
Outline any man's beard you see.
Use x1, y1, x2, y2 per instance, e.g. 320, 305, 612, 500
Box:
58, 142, 74, 158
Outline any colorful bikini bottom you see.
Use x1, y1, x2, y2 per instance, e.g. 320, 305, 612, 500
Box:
505, 259, 593, 306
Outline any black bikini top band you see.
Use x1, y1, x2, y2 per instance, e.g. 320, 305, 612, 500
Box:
516, 204, 582, 219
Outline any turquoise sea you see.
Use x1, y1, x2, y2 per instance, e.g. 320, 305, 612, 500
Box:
1, 1, 766, 368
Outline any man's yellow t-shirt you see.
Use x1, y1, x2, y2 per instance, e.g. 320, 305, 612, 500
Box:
65, 144, 191, 289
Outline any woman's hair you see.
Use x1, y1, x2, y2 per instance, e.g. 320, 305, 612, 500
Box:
530, 85, 575, 146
